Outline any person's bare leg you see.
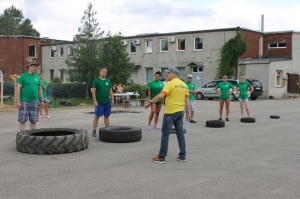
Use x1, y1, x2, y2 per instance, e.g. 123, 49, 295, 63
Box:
225, 99, 230, 118
104, 116, 109, 127
45, 104, 49, 115
239, 100, 244, 118
93, 116, 100, 131
154, 104, 162, 125
148, 104, 156, 125
19, 122, 26, 131
30, 122, 36, 130
245, 101, 250, 117
219, 100, 224, 118
39, 105, 42, 116
191, 111, 194, 120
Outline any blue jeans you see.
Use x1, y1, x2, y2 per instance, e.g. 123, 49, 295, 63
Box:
159, 111, 186, 158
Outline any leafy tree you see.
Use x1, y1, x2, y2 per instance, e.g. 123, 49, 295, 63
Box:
65, 2, 104, 98
101, 31, 135, 85
218, 31, 247, 78
0, 5, 40, 37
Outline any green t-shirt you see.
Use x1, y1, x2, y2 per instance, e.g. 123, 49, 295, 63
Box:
148, 80, 163, 104
41, 79, 48, 99
92, 77, 112, 104
216, 82, 234, 99
185, 81, 196, 100
237, 81, 252, 99
17, 72, 41, 102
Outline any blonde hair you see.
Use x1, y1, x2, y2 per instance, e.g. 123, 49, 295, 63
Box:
223, 75, 228, 78
240, 76, 245, 79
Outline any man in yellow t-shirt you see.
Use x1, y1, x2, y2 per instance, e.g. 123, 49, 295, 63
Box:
145, 67, 191, 164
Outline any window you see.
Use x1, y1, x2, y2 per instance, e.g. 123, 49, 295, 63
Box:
50, 70, 54, 81
59, 69, 64, 82
268, 42, 287, 48
205, 81, 216, 88
145, 40, 152, 53
193, 67, 203, 72
59, 47, 64, 58
50, 48, 55, 58
276, 70, 283, 87
29, 45, 36, 57
177, 38, 185, 51
194, 36, 203, 50
129, 41, 136, 54
160, 39, 168, 52
68, 46, 73, 56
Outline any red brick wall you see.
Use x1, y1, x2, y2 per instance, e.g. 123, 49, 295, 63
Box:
263, 33, 292, 58
240, 29, 261, 59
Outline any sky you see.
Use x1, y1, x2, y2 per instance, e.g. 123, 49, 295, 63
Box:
0, 0, 300, 41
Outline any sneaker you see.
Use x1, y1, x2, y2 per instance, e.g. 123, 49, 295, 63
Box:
147, 125, 152, 131
46, 115, 50, 119
226, 118, 229, 121
153, 155, 165, 164
218, 118, 222, 120
154, 125, 160, 130
176, 156, 186, 162
190, 120, 197, 123
92, 130, 96, 137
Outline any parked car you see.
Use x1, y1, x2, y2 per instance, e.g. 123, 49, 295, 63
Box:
246, 78, 263, 100
195, 79, 239, 101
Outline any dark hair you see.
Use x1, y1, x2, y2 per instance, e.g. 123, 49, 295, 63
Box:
155, 71, 161, 76
99, 67, 107, 72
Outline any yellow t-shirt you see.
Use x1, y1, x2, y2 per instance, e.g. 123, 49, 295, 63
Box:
161, 78, 189, 114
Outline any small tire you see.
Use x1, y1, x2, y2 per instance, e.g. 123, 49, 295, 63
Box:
196, 92, 204, 100
206, 120, 225, 128
270, 115, 280, 119
16, 128, 89, 155
241, 117, 256, 123
170, 128, 187, 134
99, 126, 142, 143
250, 96, 257, 100
230, 94, 236, 101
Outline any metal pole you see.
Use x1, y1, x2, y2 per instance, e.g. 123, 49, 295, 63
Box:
0, 70, 3, 108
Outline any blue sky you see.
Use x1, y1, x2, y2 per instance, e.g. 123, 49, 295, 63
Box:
0, 0, 299, 40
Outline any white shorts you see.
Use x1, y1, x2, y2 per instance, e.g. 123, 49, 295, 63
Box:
190, 100, 195, 112
239, 98, 249, 101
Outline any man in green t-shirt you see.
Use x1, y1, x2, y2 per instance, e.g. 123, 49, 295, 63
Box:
16, 61, 44, 132
147, 71, 164, 130
91, 67, 114, 137
214, 75, 234, 121
237, 76, 254, 118
185, 74, 197, 123
38, 74, 50, 119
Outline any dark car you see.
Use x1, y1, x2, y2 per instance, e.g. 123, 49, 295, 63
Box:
246, 79, 263, 100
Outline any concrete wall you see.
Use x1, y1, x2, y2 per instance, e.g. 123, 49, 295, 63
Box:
291, 33, 300, 75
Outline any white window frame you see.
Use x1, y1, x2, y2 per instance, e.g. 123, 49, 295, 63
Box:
160, 39, 168, 52
145, 40, 153, 53
177, 38, 185, 51
275, 70, 283, 87
50, 47, 55, 58
194, 36, 203, 51
29, 44, 36, 58
68, 46, 73, 57
129, 41, 136, 54
58, 47, 64, 58
268, 42, 287, 48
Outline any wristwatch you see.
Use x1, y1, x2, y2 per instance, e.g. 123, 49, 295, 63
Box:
149, 100, 153, 104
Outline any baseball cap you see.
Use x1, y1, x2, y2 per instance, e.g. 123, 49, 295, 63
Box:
187, 74, 193, 78
164, 67, 179, 75
27, 61, 39, 68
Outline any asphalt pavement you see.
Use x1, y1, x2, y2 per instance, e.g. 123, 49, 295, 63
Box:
0, 98, 300, 199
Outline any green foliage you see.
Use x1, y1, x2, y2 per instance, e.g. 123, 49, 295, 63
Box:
2, 82, 14, 95
102, 32, 135, 85
218, 32, 247, 78
124, 83, 147, 99
51, 77, 62, 84
47, 83, 86, 98
0, 5, 40, 37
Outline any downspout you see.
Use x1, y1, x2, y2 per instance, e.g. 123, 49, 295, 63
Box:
236, 26, 240, 79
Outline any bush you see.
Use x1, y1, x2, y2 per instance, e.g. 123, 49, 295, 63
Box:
3, 82, 14, 95
124, 83, 147, 99
47, 83, 86, 98
51, 77, 62, 84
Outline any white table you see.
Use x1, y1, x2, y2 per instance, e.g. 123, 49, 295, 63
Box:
113, 93, 140, 107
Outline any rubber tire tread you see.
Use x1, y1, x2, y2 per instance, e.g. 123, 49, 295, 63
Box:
206, 120, 225, 128
270, 115, 280, 119
170, 128, 187, 134
241, 117, 256, 123
16, 128, 89, 155
99, 126, 142, 143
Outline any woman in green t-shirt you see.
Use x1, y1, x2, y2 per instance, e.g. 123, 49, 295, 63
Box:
236, 76, 254, 118
147, 71, 164, 130
214, 75, 234, 121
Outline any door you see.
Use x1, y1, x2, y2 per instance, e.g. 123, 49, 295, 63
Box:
287, 74, 298, 93
192, 73, 203, 89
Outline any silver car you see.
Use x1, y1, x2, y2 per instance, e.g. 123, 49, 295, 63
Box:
195, 79, 239, 101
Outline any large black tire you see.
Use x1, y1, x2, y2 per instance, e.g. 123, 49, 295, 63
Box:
250, 96, 257, 100
270, 115, 280, 119
230, 94, 236, 101
170, 128, 187, 134
16, 128, 89, 155
206, 120, 225, 128
241, 117, 256, 123
99, 126, 142, 143
196, 92, 204, 100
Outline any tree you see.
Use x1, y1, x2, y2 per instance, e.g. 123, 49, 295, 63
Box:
101, 31, 135, 85
218, 31, 247, 78
0, 5, 40, 37
65, 3, 104, 98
